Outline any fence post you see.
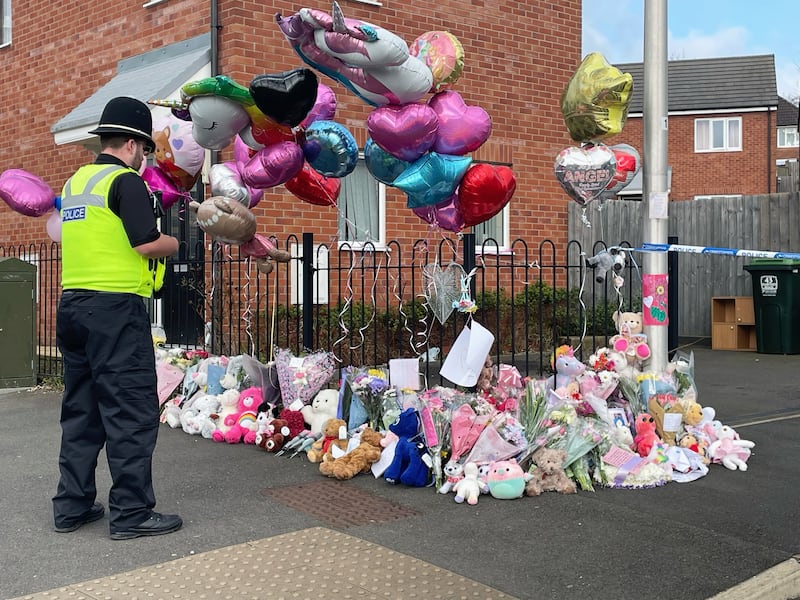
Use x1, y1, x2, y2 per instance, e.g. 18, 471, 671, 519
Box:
668, 235, 678, 357
463, 232, 476, 297
302, 232, 314, 350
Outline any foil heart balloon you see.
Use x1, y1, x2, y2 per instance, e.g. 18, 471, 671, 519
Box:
366, 103, 439, 162
554, 143, 616, 206
300, 82, 337, 128
428, 90, 492, 155
604, 143, 641, 196
456, 164, 516, 227
249, 68, 319, 127
0, 169, 55, 217
141, 165, 186, 210
241, 141, 304, 189
412, 195, 464, 233
285, 162, 340, 206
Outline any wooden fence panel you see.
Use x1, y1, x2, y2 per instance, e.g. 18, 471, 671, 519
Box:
569, 192, 800, 338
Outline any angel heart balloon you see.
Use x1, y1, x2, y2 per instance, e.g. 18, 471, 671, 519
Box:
554, 143, 616, 206
456, 164, 516, 227
428, 90, 492, 155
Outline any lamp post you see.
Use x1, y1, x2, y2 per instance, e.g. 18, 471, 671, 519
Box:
642, 0, 670, 371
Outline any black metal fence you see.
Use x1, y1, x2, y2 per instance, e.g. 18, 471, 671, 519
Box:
3, 234, 646, 384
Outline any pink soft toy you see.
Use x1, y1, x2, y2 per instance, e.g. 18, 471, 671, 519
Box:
213, 386, 261, 444
633, 413, 661, 458
708, 425, 754, 471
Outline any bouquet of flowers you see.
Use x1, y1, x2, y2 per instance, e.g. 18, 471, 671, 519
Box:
416, 386, 471, 489
346, 366, 391, 430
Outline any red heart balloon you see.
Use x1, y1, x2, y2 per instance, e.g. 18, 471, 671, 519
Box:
285, 162, 340, 206
456, 164, 516, 227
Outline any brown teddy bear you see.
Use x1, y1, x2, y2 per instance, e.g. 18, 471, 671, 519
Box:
525, 447, 577, 496
306, 418, 348, 463
319, 427, 384, 480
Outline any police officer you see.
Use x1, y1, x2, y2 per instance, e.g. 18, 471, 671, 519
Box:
53, 96, 183, 540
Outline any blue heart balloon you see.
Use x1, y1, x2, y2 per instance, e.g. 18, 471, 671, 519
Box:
364, 138, 410, 185
302, 120, 358, 178
393, 152, 473, 208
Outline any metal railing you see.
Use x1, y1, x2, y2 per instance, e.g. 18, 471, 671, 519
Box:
3, 234, 641, 384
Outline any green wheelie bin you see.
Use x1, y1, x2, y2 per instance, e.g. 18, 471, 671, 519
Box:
743, 258, 800, 354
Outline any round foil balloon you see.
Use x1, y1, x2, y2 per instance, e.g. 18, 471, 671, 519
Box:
0, 169, 55, 217
302, 120, 358, 178
561, 52, 633, 143
364, 138, 410, 185
410, 31, 465, 92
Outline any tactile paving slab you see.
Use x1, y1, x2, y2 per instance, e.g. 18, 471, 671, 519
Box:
261, 479, 421, 528
10, 527, 515, 600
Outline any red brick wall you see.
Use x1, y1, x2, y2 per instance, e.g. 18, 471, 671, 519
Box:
0, 0, 581, 251
608, 111, 777, 199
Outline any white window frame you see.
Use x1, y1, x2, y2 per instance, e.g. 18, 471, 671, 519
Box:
337, 154, 386, 251
473, 206, 511, 254
694, 117, 742, 152
1, 0, 11, 47
778, 126, 799, 148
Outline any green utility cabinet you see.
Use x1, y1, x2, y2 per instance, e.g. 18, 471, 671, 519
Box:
0, 258, 37, 387
743, 259, 800, 354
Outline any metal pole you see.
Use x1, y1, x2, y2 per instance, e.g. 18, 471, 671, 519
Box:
302, 232, 314, 350
642, 0, 670, 372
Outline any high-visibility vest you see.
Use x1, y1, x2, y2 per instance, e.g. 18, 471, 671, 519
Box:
60, 164, 164, 297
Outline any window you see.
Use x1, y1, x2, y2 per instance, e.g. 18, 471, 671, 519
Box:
473, 206, 510, 252
1, 0, 11, 47
338, 157, 386, 248
778, 126, 799, 148
695, 117, 741, 152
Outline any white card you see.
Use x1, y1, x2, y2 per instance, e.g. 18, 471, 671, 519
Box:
371, 439, 397, 477
389, 358, 421, 390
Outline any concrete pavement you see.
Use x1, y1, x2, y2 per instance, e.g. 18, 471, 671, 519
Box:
1, 345, 799, 600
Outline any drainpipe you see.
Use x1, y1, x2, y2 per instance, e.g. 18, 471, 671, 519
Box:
209, 0, 222, 353
211, 0, 220, 77
767, 107, 772, 193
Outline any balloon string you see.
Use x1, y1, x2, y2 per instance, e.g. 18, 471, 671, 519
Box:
350, 254, 382, 350
331, 252, 360, 360
242, 257, 255, 356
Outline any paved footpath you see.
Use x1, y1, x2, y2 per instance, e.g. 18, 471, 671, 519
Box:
1, 346, 799, 600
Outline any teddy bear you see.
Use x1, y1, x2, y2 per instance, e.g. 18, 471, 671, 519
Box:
610, 311, 650, 373
383, 407, 431, 487
708, 425, 755, 471
210, 388, 241, 439
181, 394, 221, 439
525, 447, 577, 496
255, 418, 290, 452
683, 401, 704, 427
586, 248, 626, 284
301, 389, 340, 435
633, 413, 661, 458
306, 418, 349, 463
319, 427, 384, 480
487, 458, 531, 500
212, 386, 261, 444
437, 460, 465, 494
453, 462, 483, 505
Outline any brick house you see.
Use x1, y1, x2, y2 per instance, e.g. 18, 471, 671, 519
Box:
776, 96, 799, 191
608, 55, 781, 200
0, 0, 582, 254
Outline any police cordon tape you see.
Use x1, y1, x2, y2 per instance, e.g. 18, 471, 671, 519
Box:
634, 243, 800, 260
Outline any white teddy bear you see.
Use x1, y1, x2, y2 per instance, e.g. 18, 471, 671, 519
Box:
301, 389, 340, 434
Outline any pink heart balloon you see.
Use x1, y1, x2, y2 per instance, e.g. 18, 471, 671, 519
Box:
241, 141, 304, 189
412, 194, 464, 232
366, 103, 439, 162
428, 90, 492, 155
141, 165, 186, 210
554, 143, 616, 206
0, 169, 55, 217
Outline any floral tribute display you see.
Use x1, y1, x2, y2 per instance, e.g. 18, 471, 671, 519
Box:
155, 336, 757, 504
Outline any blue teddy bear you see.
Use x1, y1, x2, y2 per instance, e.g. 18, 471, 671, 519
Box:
383, 407, 430, 487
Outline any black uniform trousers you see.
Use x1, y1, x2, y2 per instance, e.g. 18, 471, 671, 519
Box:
53, 291, 159, 533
